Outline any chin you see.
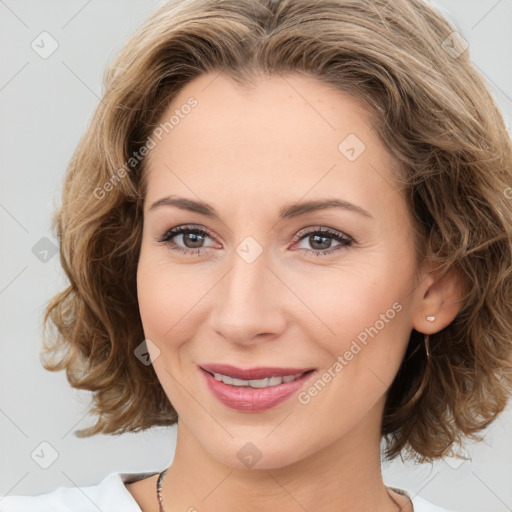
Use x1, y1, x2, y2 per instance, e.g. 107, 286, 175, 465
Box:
202, 433, 316, 471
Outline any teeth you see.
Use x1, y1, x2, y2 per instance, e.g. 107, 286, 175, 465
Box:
212, 372, 304, 388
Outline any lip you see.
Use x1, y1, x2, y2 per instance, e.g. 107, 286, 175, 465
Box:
199, 363, 315, 380
199, 365, 316, 412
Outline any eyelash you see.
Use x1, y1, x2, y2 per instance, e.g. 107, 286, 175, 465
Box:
156, 224, 354, 257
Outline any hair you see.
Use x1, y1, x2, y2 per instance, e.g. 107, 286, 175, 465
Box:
40, 0, 512, 462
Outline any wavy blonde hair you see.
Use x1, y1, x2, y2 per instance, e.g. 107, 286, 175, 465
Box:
41, 0, 512, 461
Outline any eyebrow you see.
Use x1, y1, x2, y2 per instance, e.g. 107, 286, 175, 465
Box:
148, 196, 373, 220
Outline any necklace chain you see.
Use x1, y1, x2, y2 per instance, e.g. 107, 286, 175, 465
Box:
157, 467, 403, 512
157, 468, 167, 512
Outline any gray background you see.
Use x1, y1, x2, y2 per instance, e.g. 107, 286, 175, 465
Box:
1, 1, 511, 510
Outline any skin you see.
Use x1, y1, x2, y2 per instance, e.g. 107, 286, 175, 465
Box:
131, 72, 462, 512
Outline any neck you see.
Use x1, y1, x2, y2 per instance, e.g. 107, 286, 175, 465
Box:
161, 414, 405, 512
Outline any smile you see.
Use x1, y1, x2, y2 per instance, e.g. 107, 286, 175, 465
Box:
209, 371, 306, 388
199, 365, 317, 412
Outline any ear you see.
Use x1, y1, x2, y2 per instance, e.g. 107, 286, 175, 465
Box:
411, 262, 466, 335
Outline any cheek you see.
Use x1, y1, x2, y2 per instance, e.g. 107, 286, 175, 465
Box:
294, 267, 403, 336
136, 248, 210, 357
337, 287, 411, 391
136, 249, 183, 344
339, 281, 401, 342
136, 255, 198, 404
137, 257, 165, 334
290, 260, 412, 382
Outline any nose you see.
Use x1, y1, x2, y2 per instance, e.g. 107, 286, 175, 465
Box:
208, 246, 287, 345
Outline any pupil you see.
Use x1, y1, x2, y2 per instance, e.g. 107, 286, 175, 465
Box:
185, 233, 204, 248
311, 234, 330, 250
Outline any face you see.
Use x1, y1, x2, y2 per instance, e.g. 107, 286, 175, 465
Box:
137, 72, 425, 470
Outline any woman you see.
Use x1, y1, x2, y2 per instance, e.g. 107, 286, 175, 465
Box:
2, 0, 511, 511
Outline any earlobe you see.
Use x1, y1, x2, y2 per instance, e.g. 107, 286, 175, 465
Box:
412, 265, 465, 335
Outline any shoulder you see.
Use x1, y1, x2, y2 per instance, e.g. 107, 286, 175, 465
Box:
0, 471, 156, 512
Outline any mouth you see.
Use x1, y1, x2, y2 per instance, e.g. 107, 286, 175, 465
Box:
200, 367, 314, 388
198, 364, 317, 412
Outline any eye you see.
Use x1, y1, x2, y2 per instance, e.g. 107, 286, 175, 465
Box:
156, 224, 217, 255
156, 224, 354, 257
292, 226, 353, 256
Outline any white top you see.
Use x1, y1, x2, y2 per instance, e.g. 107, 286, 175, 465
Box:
0, 471, 452, 511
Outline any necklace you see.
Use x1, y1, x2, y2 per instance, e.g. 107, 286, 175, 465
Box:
157, 468, 168, 512
156, 467, 403, 512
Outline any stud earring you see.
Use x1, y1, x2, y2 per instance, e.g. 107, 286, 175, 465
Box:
426, 316, 436, 322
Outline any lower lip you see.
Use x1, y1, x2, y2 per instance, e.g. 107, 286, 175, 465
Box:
200, 368, 316, 412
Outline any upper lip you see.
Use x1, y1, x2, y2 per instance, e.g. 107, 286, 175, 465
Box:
199, 364, 315, 380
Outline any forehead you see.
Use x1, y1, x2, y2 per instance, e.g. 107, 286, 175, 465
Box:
143, 72, 401, 216
149, 72, 378, 157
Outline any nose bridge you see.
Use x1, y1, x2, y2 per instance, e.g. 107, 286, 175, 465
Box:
211, 238, 285, 342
